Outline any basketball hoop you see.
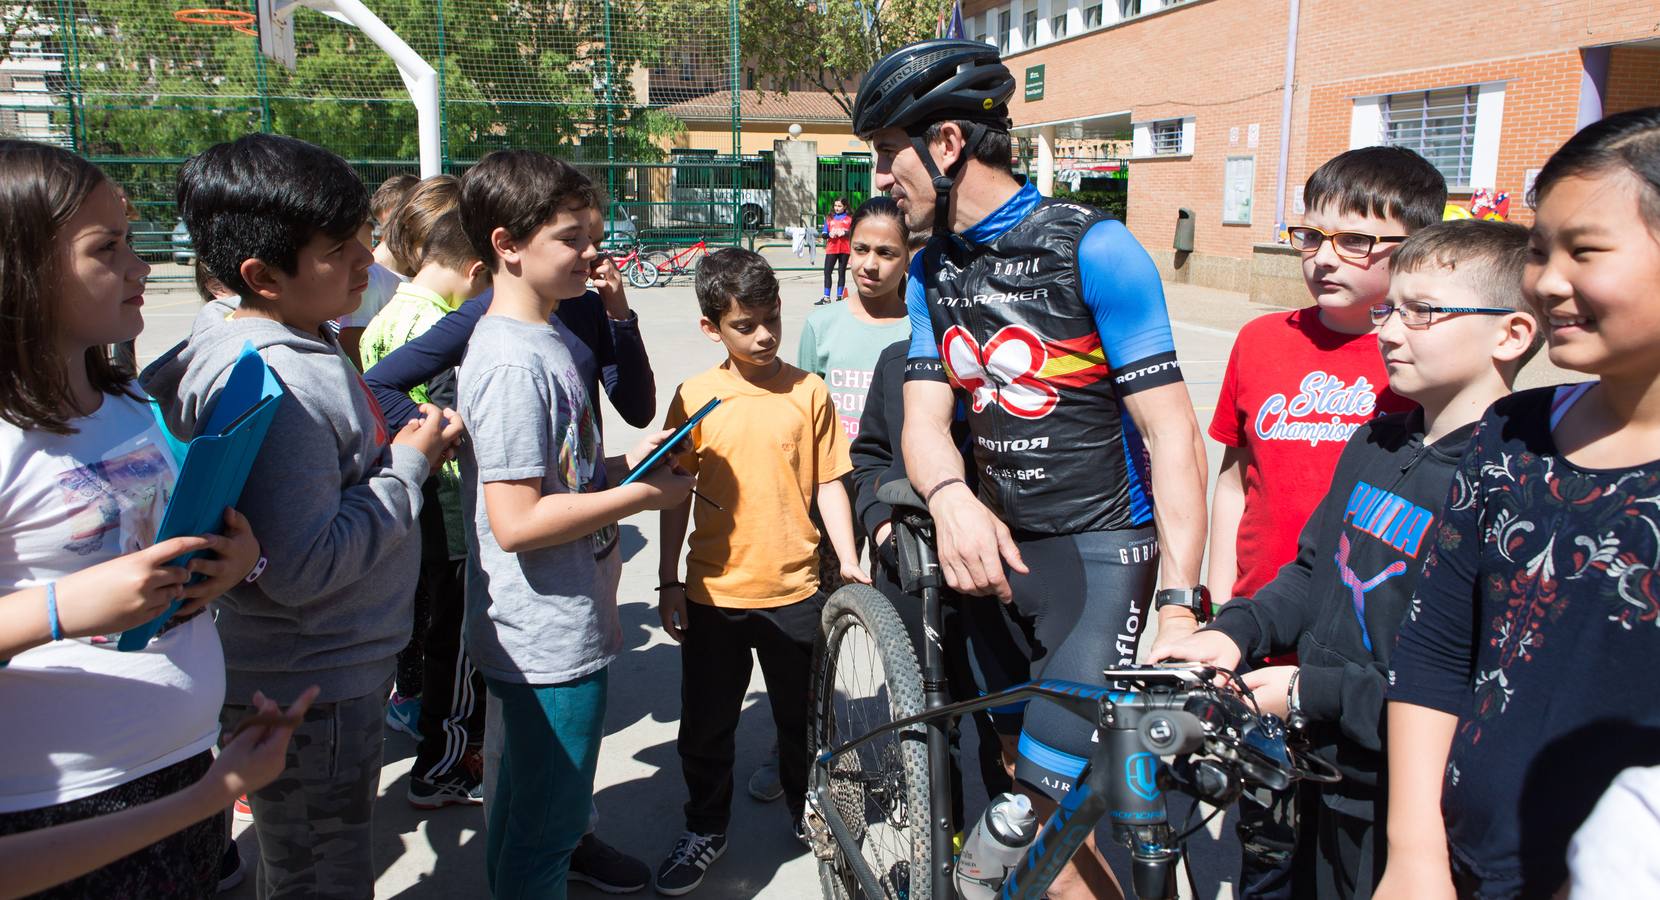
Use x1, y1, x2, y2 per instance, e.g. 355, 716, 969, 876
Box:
174, 8, 259, 36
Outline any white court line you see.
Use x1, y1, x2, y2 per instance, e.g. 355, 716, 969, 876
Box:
1171, 320, 1243, 339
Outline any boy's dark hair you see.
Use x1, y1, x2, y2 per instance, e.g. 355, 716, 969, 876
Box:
1393, 219, 1543, 370
459, 150, 595, 271
0, 140, 134, 434
370, 173, 419, 225
179, 134, 369, 299
925, 121, 1014, 172
1304, 146, 1447, 233
696, 247, 779, 323
193, 258, 230, 303
1529, 105, 1660, 230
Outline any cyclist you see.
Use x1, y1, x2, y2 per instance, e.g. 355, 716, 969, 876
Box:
853, 39, 1210, 899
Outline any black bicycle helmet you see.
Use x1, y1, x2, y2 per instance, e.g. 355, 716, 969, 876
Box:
853, 39, 1015, 138
854, 39, 1016, 236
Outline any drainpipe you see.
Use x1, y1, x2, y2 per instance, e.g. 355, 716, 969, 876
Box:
1272, 0, 1301, 237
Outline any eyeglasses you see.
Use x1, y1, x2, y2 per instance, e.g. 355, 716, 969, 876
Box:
1286, 225, 1407, 260
1369, 300, 1514, 328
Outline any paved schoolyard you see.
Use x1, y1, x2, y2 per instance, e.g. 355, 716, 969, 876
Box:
133, 262, 1563, 899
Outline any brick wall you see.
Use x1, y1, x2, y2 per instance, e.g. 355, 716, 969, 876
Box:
1605, 45, 1660, 115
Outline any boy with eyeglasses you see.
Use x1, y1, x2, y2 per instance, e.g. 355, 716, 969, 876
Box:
1157, 219, 1538, 898
1202, 147, 1443, 897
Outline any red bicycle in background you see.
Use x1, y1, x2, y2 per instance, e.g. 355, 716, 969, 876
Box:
644, 239, 710, 286
608, 243, 659, 289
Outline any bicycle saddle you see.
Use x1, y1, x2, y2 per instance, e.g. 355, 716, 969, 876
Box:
876, 479, 929, 511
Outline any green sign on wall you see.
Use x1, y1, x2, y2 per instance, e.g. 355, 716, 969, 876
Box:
1024, 64, 1045, 102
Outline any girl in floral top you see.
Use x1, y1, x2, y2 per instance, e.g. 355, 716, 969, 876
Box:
1378, 106, 1660, 900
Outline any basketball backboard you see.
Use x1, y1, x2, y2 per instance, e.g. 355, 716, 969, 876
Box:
257, 0, 297, 71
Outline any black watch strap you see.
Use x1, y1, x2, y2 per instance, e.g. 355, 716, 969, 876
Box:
1154, 586, 1212, 623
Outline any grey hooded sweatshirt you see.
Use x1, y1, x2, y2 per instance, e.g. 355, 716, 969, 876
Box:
141, 316, 428, 703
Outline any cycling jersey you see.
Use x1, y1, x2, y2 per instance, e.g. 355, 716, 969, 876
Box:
904, 180, 1182, 535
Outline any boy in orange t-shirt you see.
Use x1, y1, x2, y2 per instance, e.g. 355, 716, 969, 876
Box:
654, 248, 866, 895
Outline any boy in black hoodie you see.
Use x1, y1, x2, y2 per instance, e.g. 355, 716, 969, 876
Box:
1153, 219, 1539, 899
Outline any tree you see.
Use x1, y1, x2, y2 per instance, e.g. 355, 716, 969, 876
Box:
738, 0, 946, 118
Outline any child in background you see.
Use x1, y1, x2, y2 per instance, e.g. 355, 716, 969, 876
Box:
358, 174, 493, 808
1204, 146, 1442, 897
817, 195, 852, 305
1155, 220, 1539, 898
0, 139, 260, 896
655, 249, 866, 896
369, 173, 419, 274
336, 174, 419, 369
363, 198, 658, 892
1378, 107, 1660, 899
455, 149, 691, 899
144, 134, 460, 898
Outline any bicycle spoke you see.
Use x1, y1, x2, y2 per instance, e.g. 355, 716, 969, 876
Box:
828, 617, 915, 897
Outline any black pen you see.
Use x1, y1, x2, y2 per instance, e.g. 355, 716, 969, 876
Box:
691, 488, 722, 510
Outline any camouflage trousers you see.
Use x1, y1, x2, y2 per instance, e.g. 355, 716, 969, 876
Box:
219, 677, 391, 899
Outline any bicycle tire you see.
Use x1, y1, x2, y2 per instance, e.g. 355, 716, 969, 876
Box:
626, 256, 658, 288
811, 584, 933, 900
645, 249, 676, 285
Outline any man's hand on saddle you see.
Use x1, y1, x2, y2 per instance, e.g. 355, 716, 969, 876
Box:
926, 481, 1027, 602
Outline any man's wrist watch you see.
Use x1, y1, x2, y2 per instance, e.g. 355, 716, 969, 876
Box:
1154, 586, 1212, 624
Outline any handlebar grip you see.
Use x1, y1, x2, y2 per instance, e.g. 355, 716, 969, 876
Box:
1138, 709, 1206, 756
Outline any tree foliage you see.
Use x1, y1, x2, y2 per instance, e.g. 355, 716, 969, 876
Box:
738, 0, 946, 117
4, 0, 699, 162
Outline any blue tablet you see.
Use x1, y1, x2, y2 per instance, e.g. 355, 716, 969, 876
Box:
619, 397, 720, 486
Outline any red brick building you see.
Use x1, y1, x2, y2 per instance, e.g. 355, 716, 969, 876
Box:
962, 0, 1660, 303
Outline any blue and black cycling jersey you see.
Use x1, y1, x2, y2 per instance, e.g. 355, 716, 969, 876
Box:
904, 180, 1182, 535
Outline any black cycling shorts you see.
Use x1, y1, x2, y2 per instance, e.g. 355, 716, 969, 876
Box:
959, 527, 1159, 800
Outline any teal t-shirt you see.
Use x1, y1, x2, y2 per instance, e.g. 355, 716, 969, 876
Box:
796, 303, 909, 442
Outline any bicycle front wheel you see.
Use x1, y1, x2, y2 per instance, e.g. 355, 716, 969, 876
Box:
811, 584, 933, 900
644, 249, 676, 285
626, 256, 657, 288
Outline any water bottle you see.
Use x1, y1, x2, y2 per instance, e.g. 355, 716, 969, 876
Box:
954, 792, 1039, 899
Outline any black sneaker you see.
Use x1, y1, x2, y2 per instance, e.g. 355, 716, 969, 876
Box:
569, 832, 649, 893
653, 831, 726, 896
407, 767, 485, 809
216, 842, 245, 893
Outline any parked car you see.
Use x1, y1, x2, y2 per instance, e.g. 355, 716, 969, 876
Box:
600, 205, 640, 250
170, 219, 194, 265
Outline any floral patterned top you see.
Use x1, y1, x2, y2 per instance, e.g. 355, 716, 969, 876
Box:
1389, 384, 1660, 897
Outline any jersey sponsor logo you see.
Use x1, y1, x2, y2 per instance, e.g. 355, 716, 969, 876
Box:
936, 287, 1051, 307
991, 257, 1041, 278
941, 324, 1110, 420
1112, 355, 1183, 388
1343, 480, 1436, 558
975, 435, 1051, 452
1253, 372, 1381, 446
985, 464, 1046, 481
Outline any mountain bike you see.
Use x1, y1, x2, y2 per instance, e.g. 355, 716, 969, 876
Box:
607, 242, 658, 289
806, 481, 1340, 900
645, 238, 710, 285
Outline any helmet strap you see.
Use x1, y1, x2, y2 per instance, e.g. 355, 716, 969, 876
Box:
908, 121, 993, 237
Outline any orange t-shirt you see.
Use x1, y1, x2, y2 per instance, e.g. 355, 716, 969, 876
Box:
666, 361, 852, 608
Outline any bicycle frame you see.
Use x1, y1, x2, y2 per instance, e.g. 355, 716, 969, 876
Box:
656, 239, 708, 273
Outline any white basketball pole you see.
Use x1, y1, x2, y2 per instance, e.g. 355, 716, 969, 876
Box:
273, 0, 442, 177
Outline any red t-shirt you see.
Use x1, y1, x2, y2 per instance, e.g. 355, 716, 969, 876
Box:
1209, 307, 1414, 602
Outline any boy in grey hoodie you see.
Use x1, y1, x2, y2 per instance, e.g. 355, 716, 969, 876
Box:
142, 134, 461, 899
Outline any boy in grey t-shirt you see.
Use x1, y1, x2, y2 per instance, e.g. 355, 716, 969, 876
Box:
455, 150, 692, 898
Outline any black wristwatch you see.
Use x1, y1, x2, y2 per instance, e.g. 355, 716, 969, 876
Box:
1154, 586, 1212, 624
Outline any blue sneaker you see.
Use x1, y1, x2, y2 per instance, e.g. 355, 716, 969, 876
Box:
386, 691, 421, 738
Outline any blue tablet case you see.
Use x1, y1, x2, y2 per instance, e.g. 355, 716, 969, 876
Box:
117, 344, 283, 651
619, 397, 719, 487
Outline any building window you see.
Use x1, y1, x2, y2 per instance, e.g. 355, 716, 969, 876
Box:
1151, 119, 1183, 155
1120, 0, 1142, 17
1381, 86, 1479, 188
1085, 4, 1103, 27
1023, 10, 1038, 47
977, 32, 990, 45
745, 67, 756, 90
1052, 14, 1068, 38
998, 10, 1012, 53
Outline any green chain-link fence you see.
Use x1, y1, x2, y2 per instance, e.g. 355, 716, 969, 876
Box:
0, 0, 744, 262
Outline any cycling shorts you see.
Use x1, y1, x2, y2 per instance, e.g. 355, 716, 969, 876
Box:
959, 526, 1159, 800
